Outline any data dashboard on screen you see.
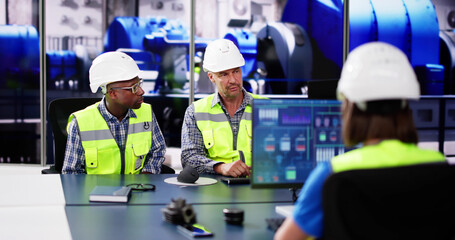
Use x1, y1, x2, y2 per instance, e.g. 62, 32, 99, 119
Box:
251, 99, 346, 189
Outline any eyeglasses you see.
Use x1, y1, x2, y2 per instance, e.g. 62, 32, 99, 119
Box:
126, 183, 156, 191
110, 79, 143, 94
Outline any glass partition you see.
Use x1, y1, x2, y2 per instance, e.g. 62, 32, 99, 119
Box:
1, 0, 452, 166
0, 0, 40, 164
0, 0, 347, 164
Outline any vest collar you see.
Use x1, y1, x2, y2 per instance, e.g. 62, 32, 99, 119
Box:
211, 88, 253, 109
99, 97, 137, 123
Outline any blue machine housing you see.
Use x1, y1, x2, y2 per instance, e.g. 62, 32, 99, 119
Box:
0, 25, 40, 89
46, 50, 78, 90
104, 17, 164, 72
104, 16, 211, 93
254, 22, 313, 94
282, 0, 444, 94
104, 16, 167, 52
143, 19, 209, 54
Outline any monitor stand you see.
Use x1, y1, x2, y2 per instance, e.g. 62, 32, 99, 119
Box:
275, 205, 295, 217
275, 188, 298, 217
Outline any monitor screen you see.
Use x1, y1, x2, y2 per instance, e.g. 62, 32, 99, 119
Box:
251, 99, 346, 189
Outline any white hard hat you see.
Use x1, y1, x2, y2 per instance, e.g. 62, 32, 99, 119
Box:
203, 39, 245, 73
337, 42, 420, 105
89, 51, 140, 93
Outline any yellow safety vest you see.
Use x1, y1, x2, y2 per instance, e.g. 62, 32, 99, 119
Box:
331, 139, 445, 173
68, 102, 153, 174
193, 93, 267, 166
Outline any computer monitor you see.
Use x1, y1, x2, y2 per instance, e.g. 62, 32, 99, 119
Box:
251, 98, 346, 189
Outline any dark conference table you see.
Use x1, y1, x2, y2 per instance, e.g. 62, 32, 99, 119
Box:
60, 174, 297, 205
60, 174, 296, 240
66, 203, 291, 239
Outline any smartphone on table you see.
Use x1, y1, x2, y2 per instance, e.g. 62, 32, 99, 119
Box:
177, 223, 213, 238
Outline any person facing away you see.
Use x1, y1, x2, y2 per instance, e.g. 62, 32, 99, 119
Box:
181, 39, 266, 177
274, 42, 446, 240
62, 51, 166, 174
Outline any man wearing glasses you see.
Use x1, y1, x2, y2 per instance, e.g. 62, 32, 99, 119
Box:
62, 51, 166, 174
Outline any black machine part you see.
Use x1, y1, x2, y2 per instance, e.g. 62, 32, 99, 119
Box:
177, 165, 200, 183
161, 198, 197, 225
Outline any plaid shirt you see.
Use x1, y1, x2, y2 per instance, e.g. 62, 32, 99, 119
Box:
181, 89, 253, 173
62, 97, 166, 174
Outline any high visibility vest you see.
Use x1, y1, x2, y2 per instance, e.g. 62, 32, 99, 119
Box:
68, 102, 153, 174
331, 139, 445, 173
193, 93, 267, 166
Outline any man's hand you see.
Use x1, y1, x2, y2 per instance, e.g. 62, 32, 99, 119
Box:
214, 160, 251, 177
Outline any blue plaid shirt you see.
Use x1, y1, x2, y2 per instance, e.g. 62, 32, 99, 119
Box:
62, 97, 166, 174
181, 89, 253, 173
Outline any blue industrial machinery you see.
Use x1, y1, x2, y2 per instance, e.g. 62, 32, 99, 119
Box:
104, 17, 211, 93
2, 1, 453, 96
255, 22, 313, 94
47, 50, 78, 90
0, 24, 91, 93
104, 16, 163, 73
0, 25, 40, 89
101, 1, 450, 95
281, 0, 445, 95
0, 25, 41, 164
440, 30, 455, 94
437, 0, 455, 95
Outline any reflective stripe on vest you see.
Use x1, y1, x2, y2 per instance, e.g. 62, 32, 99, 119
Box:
331, 140, 445, 173
193, 93, 267, 166
68, 102, 153, 174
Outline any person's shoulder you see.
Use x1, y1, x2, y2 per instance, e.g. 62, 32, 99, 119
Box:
67, 116, 79, 133
131, 103, 152, 114
331, 147, 362, 162
248, 92, 268, 99
413, 146, 445, 161
195, 93, 216, 102
72, 103, 99, 119
193, 94, 217, 108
